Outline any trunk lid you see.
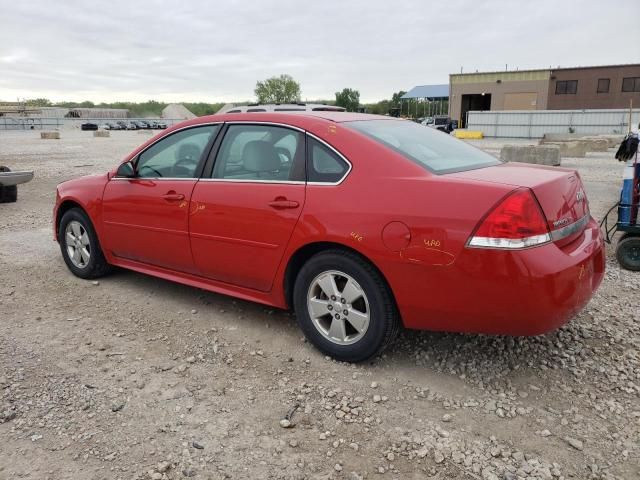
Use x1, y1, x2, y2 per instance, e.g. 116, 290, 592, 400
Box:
450, 163, 590, 245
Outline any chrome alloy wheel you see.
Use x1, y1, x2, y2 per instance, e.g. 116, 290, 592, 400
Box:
65, 220, 91, 269
307, 270, 370, 345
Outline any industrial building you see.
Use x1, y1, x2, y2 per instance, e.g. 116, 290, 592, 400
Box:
449, 63, 640, 127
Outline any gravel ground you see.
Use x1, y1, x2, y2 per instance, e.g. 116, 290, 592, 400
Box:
0, 130, 638, 480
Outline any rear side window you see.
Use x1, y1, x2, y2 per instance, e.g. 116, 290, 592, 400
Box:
307, 137, 349, 183
346, 119, 500, 174
212, 125, 304, 181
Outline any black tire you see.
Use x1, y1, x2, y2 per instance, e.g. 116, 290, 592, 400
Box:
616, 235, 640, 271
293, 250, 401, 362
0, 166, 17, 203
58, 208, 112, 279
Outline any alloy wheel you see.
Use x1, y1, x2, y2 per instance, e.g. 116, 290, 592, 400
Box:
65, 220, 91, 269
307, 270, 370, 345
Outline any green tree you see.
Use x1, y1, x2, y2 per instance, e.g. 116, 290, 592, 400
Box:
254, 74, 301, 104
335, 88, 360, 112
25, 98, 52, 107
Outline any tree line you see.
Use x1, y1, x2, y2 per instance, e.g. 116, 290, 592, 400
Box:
20, 74, 440, 118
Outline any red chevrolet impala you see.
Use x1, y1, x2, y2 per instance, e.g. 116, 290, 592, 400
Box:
53, 111, 605, 361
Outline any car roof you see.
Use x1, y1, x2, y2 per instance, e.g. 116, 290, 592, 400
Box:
204, 111, 397, 124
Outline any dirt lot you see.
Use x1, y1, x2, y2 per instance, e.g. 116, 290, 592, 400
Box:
1, 130, 638, 480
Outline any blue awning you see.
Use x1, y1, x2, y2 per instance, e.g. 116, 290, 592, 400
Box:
401, 84, 449, 99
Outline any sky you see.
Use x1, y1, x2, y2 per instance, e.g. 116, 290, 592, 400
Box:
0, 0, 638, 104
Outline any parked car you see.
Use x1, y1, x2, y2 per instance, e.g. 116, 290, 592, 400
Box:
116, 121, 128, 130
53, 111, 605, 362
155, 121, 167, 129
80, 122, 98, 131
125, 122, 138, 130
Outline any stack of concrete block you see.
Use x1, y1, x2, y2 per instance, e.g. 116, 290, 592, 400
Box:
500, 145, 561, 166
539, 133, 622, 156
541, 141, 587, 158
40, 131, 60, 139
93, 130, 110, 138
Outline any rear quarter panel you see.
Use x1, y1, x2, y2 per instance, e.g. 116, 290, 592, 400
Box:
281, 123, 516, 325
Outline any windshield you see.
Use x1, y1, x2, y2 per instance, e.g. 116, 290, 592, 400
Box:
346, 119, 500, 174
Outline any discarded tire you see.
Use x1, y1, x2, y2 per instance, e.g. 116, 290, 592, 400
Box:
616, 235, 640, 271
0, 166, 18, 203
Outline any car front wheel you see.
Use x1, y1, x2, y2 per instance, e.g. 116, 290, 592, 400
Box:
59, 208, 111, 279
293, 250, 400, 362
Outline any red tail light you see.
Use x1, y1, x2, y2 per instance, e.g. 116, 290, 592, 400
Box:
468, 188, 551, 249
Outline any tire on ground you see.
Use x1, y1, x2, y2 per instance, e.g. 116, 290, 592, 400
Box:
58, 207, 112, 279
293, 249, 401, 362
616, 235, 640, 271
0, 166, 18, 203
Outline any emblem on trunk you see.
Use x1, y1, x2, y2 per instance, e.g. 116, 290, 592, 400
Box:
576, 189, 585, 202
553, 218, 570, 228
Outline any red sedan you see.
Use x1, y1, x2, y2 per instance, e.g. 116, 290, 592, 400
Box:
53, 112, 605, 361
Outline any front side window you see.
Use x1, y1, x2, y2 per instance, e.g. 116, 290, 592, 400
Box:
212, 125, 304, 181
347, 119, 500, 175
307, 137, 349, 183
136, 125, 219, 178
555, 80, 578, 95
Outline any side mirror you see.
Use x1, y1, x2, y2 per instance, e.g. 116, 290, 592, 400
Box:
116, 161, 135, 178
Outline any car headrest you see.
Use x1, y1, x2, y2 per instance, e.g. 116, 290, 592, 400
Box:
242, 141, 281, 172
176, 143, 201, 162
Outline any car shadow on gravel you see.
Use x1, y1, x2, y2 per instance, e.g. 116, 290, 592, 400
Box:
100, 268, 600, 388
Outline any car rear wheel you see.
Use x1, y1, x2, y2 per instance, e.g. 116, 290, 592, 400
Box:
616, 234, 640, 271
59, 208, 111, 279
293, 250, 400, 362
0, 166, 18, 203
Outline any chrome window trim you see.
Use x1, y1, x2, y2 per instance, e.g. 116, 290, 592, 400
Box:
111, 122, 223, 180
110, 177, 197, 181
110, 121, 353, 186
550, 214, 590, 241
224, 121, 305, 133
198, 178, 305, 185
305, 132, 353, 186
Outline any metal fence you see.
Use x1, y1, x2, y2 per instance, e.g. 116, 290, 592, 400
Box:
0, 117, 185, 131
467, 109, 640, 138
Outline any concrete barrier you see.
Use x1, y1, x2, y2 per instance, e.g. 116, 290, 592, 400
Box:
453, 129, 483, 139
581, 137, 611, 152
541, 133, 621, 150
540, 141, 587, 158
40, 131, 60, 140
500, 145, 561, 166
93, 130, 110, 138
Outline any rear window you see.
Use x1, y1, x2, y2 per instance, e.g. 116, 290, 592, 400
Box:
347, 120, 500, 174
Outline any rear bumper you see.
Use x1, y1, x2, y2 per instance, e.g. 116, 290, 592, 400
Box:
390, 217, 605, 335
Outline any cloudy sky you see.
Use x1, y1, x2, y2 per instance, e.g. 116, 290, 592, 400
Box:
0, 0, 638, 103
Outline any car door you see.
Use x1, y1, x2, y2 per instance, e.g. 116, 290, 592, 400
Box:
189, 123, 306, 291
101, 124, 220, 273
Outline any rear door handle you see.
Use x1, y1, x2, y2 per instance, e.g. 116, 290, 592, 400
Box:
268, 199, 299, 209
162, 192, 185, 201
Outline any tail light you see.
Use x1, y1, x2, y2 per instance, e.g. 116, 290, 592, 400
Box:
467, 188, 551, 249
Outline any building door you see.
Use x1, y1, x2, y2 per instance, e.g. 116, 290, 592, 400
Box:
460, 94, 492, 127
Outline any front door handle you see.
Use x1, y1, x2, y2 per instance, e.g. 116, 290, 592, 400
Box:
268, 198, 299, 209
162, 192, 185, 202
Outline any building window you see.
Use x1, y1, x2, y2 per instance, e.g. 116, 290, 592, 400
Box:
622, 77, 640, 93
555, 80, 578, 95
596, 78, 610, 94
